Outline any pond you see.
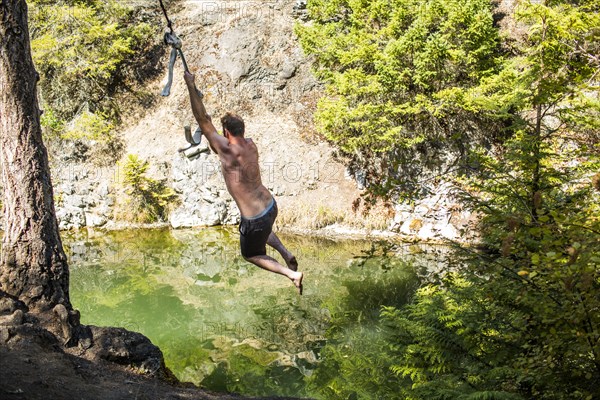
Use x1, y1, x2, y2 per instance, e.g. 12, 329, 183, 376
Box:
65, 228, 431, 398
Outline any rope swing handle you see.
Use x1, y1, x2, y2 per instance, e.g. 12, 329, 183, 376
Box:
157, 0, 191, 74
158, 0, 191, 96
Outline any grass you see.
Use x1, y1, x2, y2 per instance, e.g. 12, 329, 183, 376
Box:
278, 202, 392, 232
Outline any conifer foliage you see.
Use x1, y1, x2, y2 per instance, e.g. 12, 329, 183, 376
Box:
29, 0, 161, 153
296, 0, 506, 198
301, 0, 600, 398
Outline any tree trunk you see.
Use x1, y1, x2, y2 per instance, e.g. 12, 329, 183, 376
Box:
0, 0, 71, 312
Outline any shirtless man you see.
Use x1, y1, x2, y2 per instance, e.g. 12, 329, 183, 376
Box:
184, 71, 303, 294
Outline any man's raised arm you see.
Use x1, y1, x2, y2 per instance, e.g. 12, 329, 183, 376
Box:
184, 71, 228, 154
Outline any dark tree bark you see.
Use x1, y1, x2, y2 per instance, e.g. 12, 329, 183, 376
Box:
0, 0, 71, 313
0, 1, 168, 366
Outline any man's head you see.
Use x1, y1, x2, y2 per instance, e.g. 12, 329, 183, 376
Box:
221, 112, 245, 138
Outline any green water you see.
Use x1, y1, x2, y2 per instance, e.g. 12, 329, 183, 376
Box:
65, 228, 423, 398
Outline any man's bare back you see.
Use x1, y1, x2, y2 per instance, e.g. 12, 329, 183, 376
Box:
184, 71, 303, 294
219, 137, 273, 218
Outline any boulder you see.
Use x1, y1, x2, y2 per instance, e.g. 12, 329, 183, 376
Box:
87, 326, 167, 377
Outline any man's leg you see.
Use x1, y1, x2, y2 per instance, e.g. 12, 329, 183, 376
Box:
267, 232, 298, 271
245, 254, 303, 295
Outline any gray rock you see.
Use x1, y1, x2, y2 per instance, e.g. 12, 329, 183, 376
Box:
70, 242, 87, 256
56, 206, 86, 230
355, 169, 366, 190
0, 327, 9, 343
0, 297, 19, 315
213, 26, 261, 84
279, 61, 297, 80
0, 309, 24, 326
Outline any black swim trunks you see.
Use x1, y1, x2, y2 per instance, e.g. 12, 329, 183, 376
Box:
239, 198, 278, 258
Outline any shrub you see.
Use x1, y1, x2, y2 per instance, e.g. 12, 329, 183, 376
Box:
118, 154, 178, 223
296, 0, 505, 201
29, 0, 162, 162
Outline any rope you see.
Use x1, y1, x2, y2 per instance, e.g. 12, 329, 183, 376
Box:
158, 0, 173, 33
157, 0, 206, 158
157, 0, 195, 94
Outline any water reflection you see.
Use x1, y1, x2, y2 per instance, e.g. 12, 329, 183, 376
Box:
65, 228, 424, 398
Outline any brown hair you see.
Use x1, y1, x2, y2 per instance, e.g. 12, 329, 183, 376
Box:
221, 112, 245, 137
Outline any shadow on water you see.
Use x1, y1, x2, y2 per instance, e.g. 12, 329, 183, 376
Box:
64, 228, 432, 399
341, 266, 420, 321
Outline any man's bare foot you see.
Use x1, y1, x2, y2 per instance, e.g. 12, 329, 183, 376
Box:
286, 256, 298, 272
291, 271, 303, 295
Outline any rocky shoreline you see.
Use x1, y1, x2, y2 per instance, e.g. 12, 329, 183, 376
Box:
50, 154, 475, 244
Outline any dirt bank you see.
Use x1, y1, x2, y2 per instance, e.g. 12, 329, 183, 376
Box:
0, 317, 308, 400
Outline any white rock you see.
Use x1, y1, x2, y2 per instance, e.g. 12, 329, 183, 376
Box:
400, 219, 419, 235
65, 195, 87, 209
56, 206, 86, 230
393, 211, 412, 225
85, 212, 106, 227
414, 204, 429, 216
437, 223, 459, 240
417, 223, 436, 241
170, 211, 203, 228
97, 182, 110, 197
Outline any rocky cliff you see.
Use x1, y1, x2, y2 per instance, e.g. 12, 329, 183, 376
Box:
50, 0, 473, 242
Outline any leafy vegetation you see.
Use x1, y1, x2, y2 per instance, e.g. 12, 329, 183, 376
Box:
301, 0, 600, 399
309, 253, 422, 399
118, 154, 178, 223
29, 0, 162, 162
296, 0, 506, 200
